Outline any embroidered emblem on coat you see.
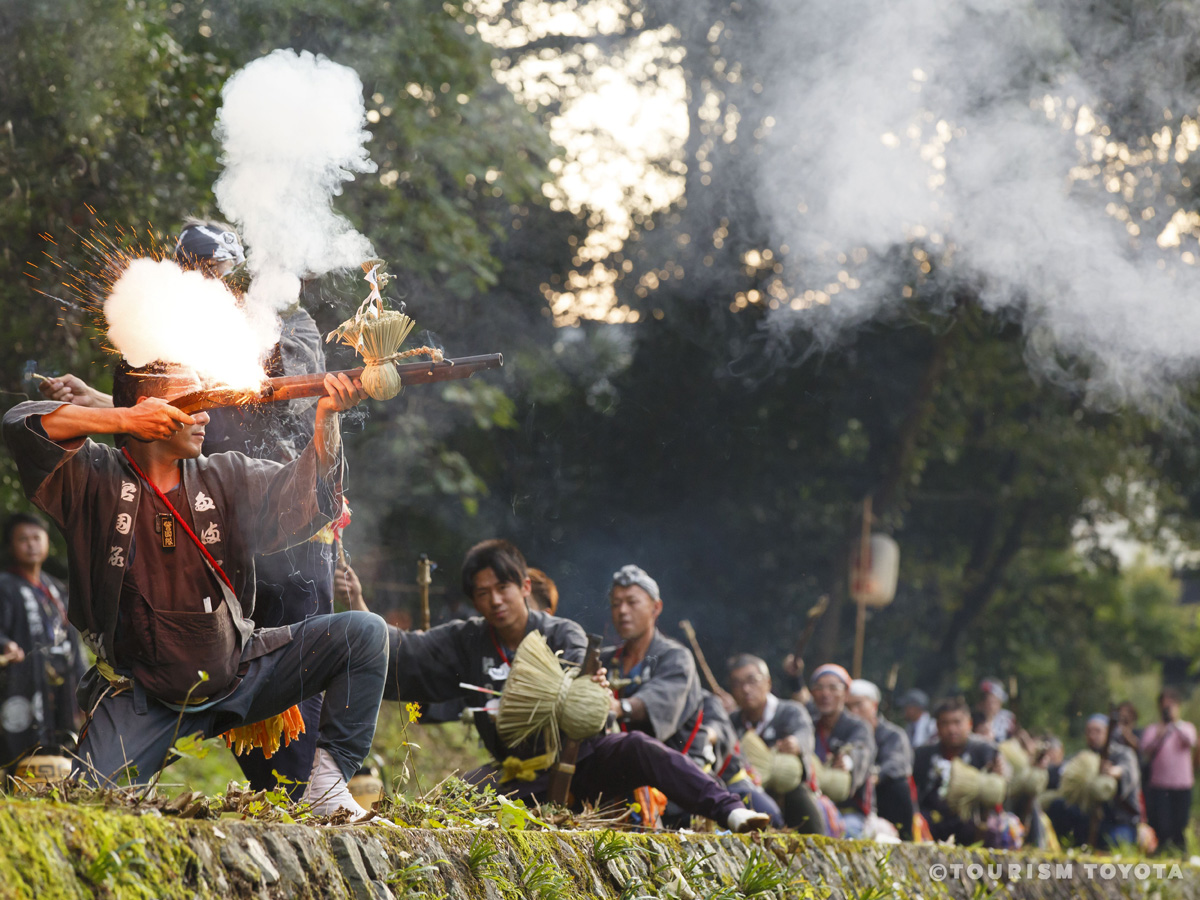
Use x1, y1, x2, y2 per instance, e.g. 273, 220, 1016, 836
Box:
120, 482, 136, 502
115, 513, 132, 535
108, 547, 125, 568
194, 492, 216, 512
200, 523, 220, 545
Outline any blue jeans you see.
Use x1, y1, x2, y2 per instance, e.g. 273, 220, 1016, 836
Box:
74, 611, 387, 786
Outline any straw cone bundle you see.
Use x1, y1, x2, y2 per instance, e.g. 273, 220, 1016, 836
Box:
330, 306, 415, 401
813, 758, 854, 802
999, 739, 1048, 801
1060, 750, 1117, 810
946, 758, 1007, 820
767, 751, 805, 794
999, 739, 1030, 771
561, 675, 613, 739
739, 731, 804, 794
741, 730, 774, 780
496, 631, 610, 757
1008, 765, 1049, 801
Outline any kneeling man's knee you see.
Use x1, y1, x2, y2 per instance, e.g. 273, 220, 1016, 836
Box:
344, 610, 389, 657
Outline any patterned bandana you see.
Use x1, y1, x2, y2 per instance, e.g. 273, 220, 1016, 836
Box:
174, 223, 245, 267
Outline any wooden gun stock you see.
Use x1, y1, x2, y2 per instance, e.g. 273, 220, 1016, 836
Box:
548, 633, 603, 806
170, 353, 504, 414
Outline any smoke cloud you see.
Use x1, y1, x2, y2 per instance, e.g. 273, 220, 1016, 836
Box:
104, 258, 274, 388
748, 0, 1200, 405
214, 48, 377, 313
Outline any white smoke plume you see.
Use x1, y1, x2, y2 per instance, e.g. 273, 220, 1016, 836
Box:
105, 258, 275, 388
214, 48, 377, 313
748, 0, 1200, 405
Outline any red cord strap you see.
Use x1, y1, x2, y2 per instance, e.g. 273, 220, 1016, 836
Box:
120, 448, 233, 591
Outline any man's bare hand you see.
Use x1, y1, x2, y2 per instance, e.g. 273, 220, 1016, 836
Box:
334, 563, 367, 612
38, 374, 112, 408
123, 398, 196, 441
0, 641, 25, 667
592, 666, 611, 692
776, 736, 802, 756
317, 372, 368, 414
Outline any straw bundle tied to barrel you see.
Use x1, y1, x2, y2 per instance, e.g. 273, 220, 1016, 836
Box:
1060, 750, 1117, 810
813, 757, 853, 803
946, 758, 1007, 820
999, 738, 1049, 800
496, 631, 612, 758
326, 262, 442, 401
999, 738, 1029, 771
741, 730, 804, 794
741, 730, 773, 780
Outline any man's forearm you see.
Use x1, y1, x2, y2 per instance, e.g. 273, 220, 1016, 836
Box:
41, 405, 127, 442
627, 696, 648, 723
86, 386, 114, 407
314, 408, 341, 469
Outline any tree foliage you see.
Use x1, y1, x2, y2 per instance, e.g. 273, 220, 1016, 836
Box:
3, 0, 1200, 735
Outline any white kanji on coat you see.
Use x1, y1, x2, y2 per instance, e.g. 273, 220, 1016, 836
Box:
200, 522, 220, 545
115, 513, 132, 535
120, 482, 136, 502
108, 547, 125, 568
194, 492, 215, 512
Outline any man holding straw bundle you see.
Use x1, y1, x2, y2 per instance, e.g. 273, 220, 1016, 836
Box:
380, 539, 770, 832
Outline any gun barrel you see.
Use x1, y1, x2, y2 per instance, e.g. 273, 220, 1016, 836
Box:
171, 353, 504, 414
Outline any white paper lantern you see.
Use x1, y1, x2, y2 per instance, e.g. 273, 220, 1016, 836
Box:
849, 534, 900, 608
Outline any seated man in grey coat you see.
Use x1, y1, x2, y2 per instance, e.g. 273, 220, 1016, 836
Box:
1046, 713, 1141, 849
603, 565, 781, 825
728, 653, 825, 834
847, 678, 915, 839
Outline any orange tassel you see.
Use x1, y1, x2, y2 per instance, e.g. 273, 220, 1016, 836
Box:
221, 704, 307, 757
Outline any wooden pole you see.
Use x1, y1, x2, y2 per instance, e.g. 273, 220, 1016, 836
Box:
679, 619, 736, 709
852, 598, 867, 679
852, 496, 873, 679
416, 554, 434, 632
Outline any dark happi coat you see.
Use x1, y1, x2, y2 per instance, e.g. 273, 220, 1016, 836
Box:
604, 630, 704, 757
385, 608, 587, 761
813, 708, 876, 805
3, 400, 342, 708
1056, 742, 1141, 827
731, 695, 816, 755
875, 717, 914, 781
0, 571, 85, 767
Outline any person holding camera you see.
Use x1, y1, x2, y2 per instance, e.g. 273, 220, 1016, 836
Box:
1139, 687, 1196, 854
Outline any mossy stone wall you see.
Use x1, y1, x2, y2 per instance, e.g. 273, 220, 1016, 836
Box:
2, 800, 1198, 899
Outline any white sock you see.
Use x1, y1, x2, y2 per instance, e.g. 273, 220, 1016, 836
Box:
726, 807, 770, 833
303, 748, 369, 820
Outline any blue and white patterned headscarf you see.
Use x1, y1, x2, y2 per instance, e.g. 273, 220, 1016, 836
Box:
174, 223, 245, 268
